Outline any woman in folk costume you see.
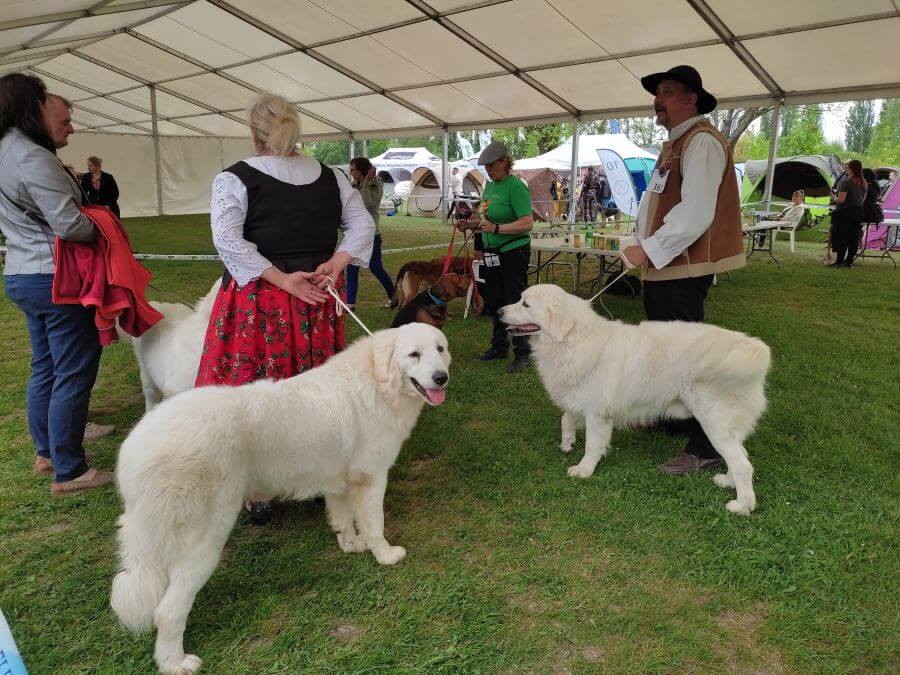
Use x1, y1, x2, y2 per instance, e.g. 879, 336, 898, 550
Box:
196, 93, 374, 524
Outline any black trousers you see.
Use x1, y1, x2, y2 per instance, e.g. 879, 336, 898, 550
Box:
830, 207, 863, 264
482, 245, 531, 356
642, 275, 719, 459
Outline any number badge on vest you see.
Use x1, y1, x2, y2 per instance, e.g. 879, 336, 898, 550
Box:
647, 165, 670, 194
483, 252, 501, 268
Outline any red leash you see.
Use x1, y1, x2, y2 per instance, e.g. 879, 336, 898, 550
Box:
441, 224, 481, 308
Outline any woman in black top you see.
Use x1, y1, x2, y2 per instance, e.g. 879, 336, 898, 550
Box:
830, 159, 867, 268
80, 155, 120, 216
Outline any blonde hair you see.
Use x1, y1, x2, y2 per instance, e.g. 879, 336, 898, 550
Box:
248, 94, 301, 156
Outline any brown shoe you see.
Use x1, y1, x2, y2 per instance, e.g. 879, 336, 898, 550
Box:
659, 452, 723, 475
50, 468, 114, 496
34, 452, 97, 476
84, 422, 115, 441
34, 456, 53, 476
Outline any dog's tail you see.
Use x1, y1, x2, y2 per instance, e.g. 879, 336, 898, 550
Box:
699, 333, 771, 385
110, 511, 168, 633
390, 263, 412, 309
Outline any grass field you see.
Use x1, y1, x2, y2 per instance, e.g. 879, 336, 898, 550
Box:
1, 214, 898, 674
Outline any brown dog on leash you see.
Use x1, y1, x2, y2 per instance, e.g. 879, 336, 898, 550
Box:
390, 256, 472, 309
390, 273, 471, 329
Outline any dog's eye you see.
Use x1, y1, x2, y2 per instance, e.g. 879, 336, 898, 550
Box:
437, 345, 444, 353
409, 351, 420, 359
522, 301, 530, 308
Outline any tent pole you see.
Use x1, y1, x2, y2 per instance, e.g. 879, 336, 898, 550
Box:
349, 135, 355, 162
441, 129, 449, 225
150, 85, 163, 216
568, 118, 580, 225
361, 139, 367, 157
762, 100, 782, 210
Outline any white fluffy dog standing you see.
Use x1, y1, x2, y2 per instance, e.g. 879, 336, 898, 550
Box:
499, 284, 770, 515
111, 323, 450, 674
118, 278, 221, 412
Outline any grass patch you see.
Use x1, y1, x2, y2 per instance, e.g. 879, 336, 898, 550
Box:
1, 215, 898, 673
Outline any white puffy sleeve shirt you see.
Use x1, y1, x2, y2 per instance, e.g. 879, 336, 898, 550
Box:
210, 155, 374, 287
637, 116, 727, 269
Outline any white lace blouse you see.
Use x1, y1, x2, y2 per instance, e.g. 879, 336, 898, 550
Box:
210, 155, 374, 286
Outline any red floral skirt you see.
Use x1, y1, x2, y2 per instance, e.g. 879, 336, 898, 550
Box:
195, 275, 345, 387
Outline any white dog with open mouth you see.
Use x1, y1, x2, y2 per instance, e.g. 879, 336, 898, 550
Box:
499, 284, 770, 515
111, 323, 450, 674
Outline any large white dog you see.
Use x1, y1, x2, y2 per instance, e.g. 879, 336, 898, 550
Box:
118, 278, 221, 412
499, 284, 770, 515
111, 323, 450, 674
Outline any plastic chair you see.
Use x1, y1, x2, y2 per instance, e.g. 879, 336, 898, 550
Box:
773, 222, 799, 252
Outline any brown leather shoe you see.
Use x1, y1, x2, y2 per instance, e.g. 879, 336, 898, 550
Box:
34, 452, 96, 476
659, 453, 723, 475
34, 456, 53, 476
84, 422, 115, 441
50, 468, 114, 496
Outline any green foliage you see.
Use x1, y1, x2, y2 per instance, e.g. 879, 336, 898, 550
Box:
734, 131, 770, 162
777, 105, 827, 157
845, 100, 875, 154
759, 109, 773, 140
491, 123, 570, 159
866, 98, 900, 166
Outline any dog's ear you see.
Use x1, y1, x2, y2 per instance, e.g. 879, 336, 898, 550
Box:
545, 304, 575, 342
371, 329, 398, 385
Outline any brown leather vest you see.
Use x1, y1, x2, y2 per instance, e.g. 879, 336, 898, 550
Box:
643, 120, 745, 281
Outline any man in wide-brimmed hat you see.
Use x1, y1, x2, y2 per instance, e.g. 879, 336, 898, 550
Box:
620, 65, 745, 477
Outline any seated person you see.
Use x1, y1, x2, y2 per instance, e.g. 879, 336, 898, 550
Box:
765, 189, 805, 228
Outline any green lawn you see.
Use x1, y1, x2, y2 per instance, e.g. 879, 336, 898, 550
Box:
1, 215, 898, 674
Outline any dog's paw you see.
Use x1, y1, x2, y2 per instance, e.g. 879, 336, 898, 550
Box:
159, 654, 202, 675
373, 545, 406, 566
712, 473, 735, 489
726, 499, 755, 516
337, 530, 366, 554
559, 443, 573, 454
566, 464, 594, 479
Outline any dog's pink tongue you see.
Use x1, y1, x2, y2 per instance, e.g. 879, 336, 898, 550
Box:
426, 388, 446, 405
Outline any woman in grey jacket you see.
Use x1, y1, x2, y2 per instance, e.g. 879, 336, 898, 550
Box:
0, 73, 113, 495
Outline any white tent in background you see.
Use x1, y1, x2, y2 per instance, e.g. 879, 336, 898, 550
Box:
514, 134, 656, 171
370, 147, 441, 195
407, 165, 485, 218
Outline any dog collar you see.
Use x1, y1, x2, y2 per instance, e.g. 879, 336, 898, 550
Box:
428, 290, 447, 307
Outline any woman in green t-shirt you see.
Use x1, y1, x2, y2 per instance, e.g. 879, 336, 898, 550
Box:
465, 142, 534, 373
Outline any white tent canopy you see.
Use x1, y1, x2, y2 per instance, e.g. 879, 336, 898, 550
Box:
2, 1, 897, 141
3, 1, 897, 216
514, 134, 656, 171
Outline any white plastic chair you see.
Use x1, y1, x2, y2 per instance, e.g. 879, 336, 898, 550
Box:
773, 222, 799, 252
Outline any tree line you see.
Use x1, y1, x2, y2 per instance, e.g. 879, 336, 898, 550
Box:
306, 99, 899, 170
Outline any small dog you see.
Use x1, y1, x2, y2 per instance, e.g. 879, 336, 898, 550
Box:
391, 273, 472, 329
391, 256, 472, 308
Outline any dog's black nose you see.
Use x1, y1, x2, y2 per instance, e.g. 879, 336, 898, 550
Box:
432, 370, 448, 386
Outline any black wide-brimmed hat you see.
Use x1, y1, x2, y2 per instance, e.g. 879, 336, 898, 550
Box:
640, 65, 717, 114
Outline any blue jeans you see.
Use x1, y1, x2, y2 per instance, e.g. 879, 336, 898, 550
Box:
4, 274, 101, 482
346, 233, 395, 305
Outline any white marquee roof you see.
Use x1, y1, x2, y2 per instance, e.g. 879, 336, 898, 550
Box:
1, 0, 898, 140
